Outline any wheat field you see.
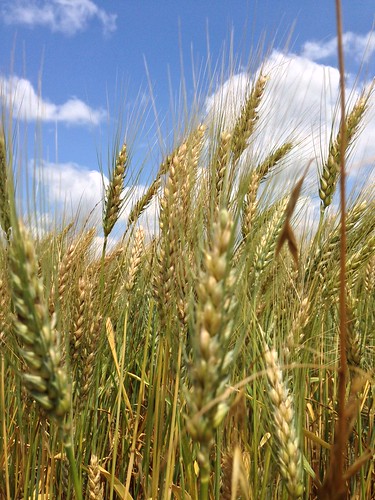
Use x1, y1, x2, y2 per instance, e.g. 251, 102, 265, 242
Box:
0, 21, 374, 500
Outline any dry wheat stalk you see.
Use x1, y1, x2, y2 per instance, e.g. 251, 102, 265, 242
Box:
103, 143, 128, 238
9, 223, 70, 425
319, 92, 368, 211
263, 343, 303, 498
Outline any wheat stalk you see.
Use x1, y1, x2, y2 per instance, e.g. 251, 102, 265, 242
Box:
0, 125, 11, 239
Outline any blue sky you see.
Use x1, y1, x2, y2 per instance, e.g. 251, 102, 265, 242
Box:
0, 0, 374, 237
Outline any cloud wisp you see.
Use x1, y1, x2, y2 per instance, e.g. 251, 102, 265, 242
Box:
0, 0, 117, 36
1, 75, 105, 125
301, 31, 375, 63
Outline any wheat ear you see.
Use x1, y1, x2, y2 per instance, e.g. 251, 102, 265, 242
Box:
153, 143, 188, 326
264, 343, 303, 498
231, 73, 268, 164
186, 209, 237, 496
253, 197, 288, 275
88, 454, 104, 500
346, 291, 362, 368
127, 125, 204, 226
125, 226, 145, 292
103, 143, 128, 238
80, 311, 102, 408
70, 276, 86, 366
212, 131, 232, 212
364, 256, 375, 294
49, 229, 95, 316
9, 223, 70, 424
179, 124, 206, 230
255, 142, 293, 180
241, 170, 261, 238
319, 92, 368, 212
128, 176, 161, 226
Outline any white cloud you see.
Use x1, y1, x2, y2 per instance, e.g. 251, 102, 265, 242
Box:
301, 31, 375, 63
39, 161, 105, 210
205, 50, 375, 179
1, 0, 117, 36
35, 160, 159, 235
204, 49, 375, 225
1, 75, 105, 125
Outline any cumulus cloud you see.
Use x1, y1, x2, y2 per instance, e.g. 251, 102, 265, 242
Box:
0, 0, 117, 36
205, 49, 375, 186
35, 161, 159, 234
301, 31, 375, 63
39, 161, 105, 211
1, 75, 105, 125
